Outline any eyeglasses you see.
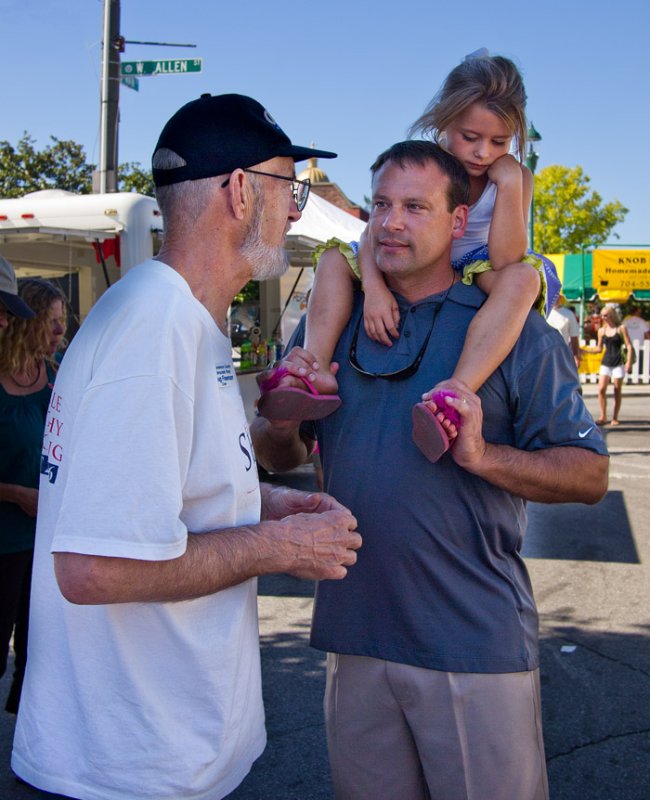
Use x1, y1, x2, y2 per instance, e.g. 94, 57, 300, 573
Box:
348, 310, 437, 381
221, 169, 311, 211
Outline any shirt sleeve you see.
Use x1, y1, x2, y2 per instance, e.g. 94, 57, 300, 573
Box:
52, 375, 192, 560
509, 334, 608, 455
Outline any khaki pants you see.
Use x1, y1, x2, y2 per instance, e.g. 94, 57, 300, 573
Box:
325, 653, 549, 800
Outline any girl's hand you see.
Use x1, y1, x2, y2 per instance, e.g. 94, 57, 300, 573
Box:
363, 285, 400, 346
487, 154, 522, 187
358, 228, 400, 344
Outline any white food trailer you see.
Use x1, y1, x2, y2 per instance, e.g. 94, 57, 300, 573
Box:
0, 189, 366, 417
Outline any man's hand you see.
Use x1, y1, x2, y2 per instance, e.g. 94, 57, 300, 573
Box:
441, 388, 487, 471
259, 484, 360, 580
262, 507, 361, 581
261, 483, 348, 520
17, 486, 39, 518
257, 346, 339, 397
0, 484, 39, 517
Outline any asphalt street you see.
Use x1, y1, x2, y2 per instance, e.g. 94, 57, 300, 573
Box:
1, 384, 648, 800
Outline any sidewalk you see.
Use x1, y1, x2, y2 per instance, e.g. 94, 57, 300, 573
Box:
1, 389, 649, 799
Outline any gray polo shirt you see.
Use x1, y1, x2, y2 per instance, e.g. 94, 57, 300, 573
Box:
296, 281, 607, 674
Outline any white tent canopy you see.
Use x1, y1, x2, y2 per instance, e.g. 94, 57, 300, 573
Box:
285, 192, 366, 268
276, 194, 366, 343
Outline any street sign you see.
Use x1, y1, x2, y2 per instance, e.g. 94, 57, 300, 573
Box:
121, 59, 202, 77
121, 75, 139, 92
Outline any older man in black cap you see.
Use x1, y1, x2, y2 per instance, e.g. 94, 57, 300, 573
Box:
12, 94, 361, 800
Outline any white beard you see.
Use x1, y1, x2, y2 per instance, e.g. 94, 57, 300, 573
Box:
241, 189, 290, 281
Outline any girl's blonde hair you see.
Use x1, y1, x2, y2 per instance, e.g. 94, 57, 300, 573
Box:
0, 278, 67, 376
602, 305, 621, 326
408, 54, 528, 162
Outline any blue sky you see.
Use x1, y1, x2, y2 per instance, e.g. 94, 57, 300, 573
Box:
2, 0, 648, 246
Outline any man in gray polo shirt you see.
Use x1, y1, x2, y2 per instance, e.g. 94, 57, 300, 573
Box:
252, 141, 609, 800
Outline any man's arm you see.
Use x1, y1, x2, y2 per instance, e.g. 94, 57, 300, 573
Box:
0, 482, 38, 517
250, 345, 328, 474
55, 491, 360, 605
461, 442, 608, 503
251, 415, 313, 474
435, 391, 608, 504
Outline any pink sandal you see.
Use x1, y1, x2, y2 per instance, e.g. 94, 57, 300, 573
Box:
257, 366, 342, 421
411, 390, 461, 464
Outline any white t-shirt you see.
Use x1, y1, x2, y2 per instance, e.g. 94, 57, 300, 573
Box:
547, 306, 580, 346
622, 314, 649, 343
12, 260, 265, 800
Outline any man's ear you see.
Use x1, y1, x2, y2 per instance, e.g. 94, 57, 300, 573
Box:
225, 169, 248, 221
451, 205, 468, 240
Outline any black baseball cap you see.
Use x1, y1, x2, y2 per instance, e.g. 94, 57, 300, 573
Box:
152, 93, 337, 187
0, 255, 35, 319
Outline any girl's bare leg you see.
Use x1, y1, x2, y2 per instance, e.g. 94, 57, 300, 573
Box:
257, 248, 356, 421
612, 378, 623, 423
597, 375, 610, 423
302, 247, 357, 394
450, 264, 541, 392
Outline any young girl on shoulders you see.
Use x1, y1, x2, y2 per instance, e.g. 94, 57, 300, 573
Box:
258, 51, 560, 462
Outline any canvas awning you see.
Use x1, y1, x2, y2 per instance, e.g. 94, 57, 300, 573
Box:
547, 250, 650, 303
285, 192, 366, 268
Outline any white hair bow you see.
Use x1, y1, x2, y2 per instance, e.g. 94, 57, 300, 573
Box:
464, 48, 489, 60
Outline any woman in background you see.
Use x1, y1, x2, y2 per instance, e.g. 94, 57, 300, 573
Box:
595, 305, 633, 426
0, 278, 67, 713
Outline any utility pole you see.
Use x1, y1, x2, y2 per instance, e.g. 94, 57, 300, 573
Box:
96, 1, 198, 194
97, 0, 121, 193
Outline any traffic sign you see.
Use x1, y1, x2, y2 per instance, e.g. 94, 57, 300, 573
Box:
121, 59, 202, 77
121, 75, 139, 92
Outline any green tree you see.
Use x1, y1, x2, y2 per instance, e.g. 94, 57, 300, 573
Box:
118, 161, 155, 196
533, 165, 628, 253
0, 133, 94, 196
0, 133, 155, 198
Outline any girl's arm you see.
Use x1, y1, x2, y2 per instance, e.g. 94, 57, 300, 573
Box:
487, 155, 533, 268
621, 325, 634, 371
593, 327, 605, 354
357, 231, 400, 346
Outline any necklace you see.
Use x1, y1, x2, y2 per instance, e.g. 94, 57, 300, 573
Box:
10, 359, 42, 389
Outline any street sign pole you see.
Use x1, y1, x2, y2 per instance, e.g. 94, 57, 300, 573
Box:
98, 0, 120, 194
96, 0, 198, 194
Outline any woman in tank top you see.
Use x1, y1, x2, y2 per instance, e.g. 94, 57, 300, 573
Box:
595, 306, 633, 425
